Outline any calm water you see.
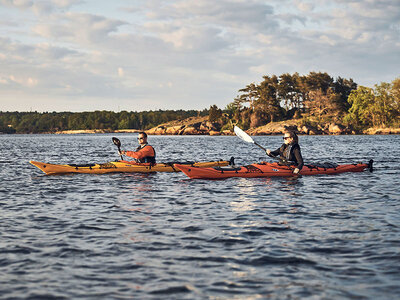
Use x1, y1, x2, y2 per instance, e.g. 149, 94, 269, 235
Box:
0, 134, 399, 299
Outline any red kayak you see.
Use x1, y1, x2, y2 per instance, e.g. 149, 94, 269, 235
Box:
174, 160, 373, 179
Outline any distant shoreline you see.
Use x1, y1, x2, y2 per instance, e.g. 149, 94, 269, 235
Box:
53, 129, 142, 134
7, 127, 398, 135
2, 120, 399, 136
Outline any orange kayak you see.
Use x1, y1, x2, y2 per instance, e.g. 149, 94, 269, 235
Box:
30, 159, 231, 175
174, 160, 373, 179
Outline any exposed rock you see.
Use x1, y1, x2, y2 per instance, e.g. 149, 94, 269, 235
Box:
209, 130, 221, 136
199, 124, 209, 131
298, 125, 311, 135
115, 129, 141, 133
248, 119, 302, 135
55, 129, 113, 134
327, 123, 345, 134
299, 124, 324, 135
145, 115, 399, 136
363, 127, 400, 135
146, 116, 226, 135
154, 126, 166, 135
222, 130, 233, 135
165, 125, 184, 135
191, 122, 202, 129
200, 121, 221, 131
308, 128, 323, 135
181, 126, 200, 135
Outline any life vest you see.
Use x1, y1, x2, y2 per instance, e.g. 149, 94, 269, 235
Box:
283, 144, 293, 161
280, 143, 300, 165
135, 144, 156, 164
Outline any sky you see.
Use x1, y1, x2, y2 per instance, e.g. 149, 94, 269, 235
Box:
0, 0, 399, 112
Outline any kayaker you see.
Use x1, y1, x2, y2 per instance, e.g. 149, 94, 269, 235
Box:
266, 130, 303, 174
120, 132, 156, 163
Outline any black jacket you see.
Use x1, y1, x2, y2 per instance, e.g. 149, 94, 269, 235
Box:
269, 143, 304, 170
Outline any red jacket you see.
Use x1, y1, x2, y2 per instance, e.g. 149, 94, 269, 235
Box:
125, 144, 156, 163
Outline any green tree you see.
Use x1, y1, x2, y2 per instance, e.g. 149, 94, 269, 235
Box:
304, 88, 340, 123
333, 77, 358, 113
304, 72, 333, 93
391, 78, 400, 126
234, 83, 258, 109
256, 75, 280, 123
374, 81, 400, 127
277, 72, 301, 111
208, 105, 222, 122
344, 86, 376, 128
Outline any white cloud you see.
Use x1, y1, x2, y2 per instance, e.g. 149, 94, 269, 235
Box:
8, 74, 38, 87
294, 0, 315, 12
0, 0, 82, 14
0, 0, 33, 9
32, 12, 127, 45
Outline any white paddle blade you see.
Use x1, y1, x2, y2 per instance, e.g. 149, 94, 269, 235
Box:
234, 126, 254, 144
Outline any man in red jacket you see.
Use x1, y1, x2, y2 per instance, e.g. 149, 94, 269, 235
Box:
120, 132, 156, 163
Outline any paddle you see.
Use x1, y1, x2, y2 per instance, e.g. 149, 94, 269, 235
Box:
112, 137, 123, 160
234, 126, 266, 152
234, 126, 281, 162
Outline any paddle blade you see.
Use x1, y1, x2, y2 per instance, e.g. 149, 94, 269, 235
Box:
112, 137, 123, 160
112, 137, 121, 148
234, 126, 254, 144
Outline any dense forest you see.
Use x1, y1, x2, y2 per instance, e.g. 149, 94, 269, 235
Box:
218, 72, 400, 131
0, 109, 208, 134
1, 72, 399, 134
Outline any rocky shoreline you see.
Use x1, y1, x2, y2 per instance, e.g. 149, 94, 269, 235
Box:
146, 117, 400, 136
16, 117, 398, 135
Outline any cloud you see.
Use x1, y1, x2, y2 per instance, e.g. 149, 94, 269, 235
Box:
0, 74, 38, 88
0, 0, 33, 10
32, 12, 127, 45
0, 0, 82, 14
0, 0, 399, 112
294, 0, 315, 13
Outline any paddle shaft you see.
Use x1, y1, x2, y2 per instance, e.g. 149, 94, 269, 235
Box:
253, 139, 281, 162
117, 145, 123, 160
254, 142, 266, 152
233, 126, 283, 162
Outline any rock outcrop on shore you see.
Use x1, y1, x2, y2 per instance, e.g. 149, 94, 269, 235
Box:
247, 119, 355, 135
53, 118, 399, 136
146, 116, 231, 135
146, 117, 358, 136
362, 127, 400, 135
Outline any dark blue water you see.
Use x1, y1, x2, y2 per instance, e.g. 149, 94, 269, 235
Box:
1, 134, 399, 299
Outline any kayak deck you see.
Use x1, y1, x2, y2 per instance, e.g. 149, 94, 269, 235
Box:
30, 159, 232, 175
174, 160, 373, 179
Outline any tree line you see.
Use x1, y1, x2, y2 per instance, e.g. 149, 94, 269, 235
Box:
1, 72, 399, 134
211, 72, 399, 131
0, 110, 208, 134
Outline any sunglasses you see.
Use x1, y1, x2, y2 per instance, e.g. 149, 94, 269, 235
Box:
137, 137, 145, 140
283, 136, 291, 140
